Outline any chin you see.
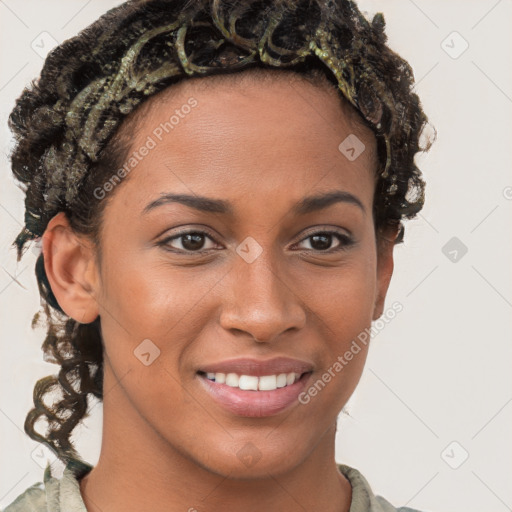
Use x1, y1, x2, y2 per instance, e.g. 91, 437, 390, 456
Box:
193, 450, 302, 480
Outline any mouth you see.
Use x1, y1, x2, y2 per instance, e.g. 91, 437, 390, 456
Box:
196, 369, 313, 418
197, 370, 309, 390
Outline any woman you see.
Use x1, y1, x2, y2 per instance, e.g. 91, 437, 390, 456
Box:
3, 0, 434, 511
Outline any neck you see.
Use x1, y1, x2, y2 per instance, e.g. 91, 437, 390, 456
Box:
79, 368, 352, 512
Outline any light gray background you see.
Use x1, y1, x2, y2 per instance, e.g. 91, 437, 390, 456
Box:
1, 1, 511, 511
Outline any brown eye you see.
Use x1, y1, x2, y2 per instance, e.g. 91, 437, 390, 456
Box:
159, 230, 218, 253
296, 231, 354, 253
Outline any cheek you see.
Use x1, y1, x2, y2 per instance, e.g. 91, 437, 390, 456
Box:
96, 256, 207, 426
293, 249, 377, 399
97, 249, 229, 366
294, 275, 374, 419
293, 249, 377, 327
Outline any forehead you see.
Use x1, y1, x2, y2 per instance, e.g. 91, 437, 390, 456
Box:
112, 71, 378, 211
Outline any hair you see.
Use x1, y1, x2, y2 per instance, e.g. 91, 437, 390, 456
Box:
8, 0, 435, 464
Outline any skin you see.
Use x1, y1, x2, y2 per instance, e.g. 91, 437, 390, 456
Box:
43, 71, 398, 512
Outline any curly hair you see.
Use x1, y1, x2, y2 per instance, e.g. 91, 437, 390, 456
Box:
8, 0, 435, 464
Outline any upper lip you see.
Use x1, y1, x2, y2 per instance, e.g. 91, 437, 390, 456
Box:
197, 357, 314, 377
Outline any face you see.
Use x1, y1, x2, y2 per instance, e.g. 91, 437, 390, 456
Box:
46, 71, 396, 478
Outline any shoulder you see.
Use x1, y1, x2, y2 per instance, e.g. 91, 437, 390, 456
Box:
2, 481, 46, 512
375, 495, 427, 512
337, 463, 429, 512
2, 459, 93, 512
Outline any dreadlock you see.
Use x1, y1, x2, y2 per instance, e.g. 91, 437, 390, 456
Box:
8, 0, 435, 464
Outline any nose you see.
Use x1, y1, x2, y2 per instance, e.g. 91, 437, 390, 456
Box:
218, 251, 307, 343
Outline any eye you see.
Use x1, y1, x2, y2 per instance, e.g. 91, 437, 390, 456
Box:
158, 230, 219, 253
294, 230, 354, 253
157, 228, 355, 255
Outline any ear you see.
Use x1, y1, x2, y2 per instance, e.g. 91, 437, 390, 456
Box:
372, 224, 399, 321
42, 212, 100, 324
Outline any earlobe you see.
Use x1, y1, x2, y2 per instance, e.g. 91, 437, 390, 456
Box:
42, 212, 100, 324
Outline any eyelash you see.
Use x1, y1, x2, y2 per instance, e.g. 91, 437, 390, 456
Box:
157, 227, 355, 255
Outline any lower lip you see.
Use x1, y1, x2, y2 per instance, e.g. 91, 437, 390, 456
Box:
197, 372, 312, 418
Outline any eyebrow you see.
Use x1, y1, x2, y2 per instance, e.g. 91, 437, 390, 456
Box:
142, 190, 366, 216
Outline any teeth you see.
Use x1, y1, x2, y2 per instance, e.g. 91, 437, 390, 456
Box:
258, 375, 277, 391
204, 371, 302, 391
239, 375, 259, 390
276, 373, 287, 388
225, 373, 239, 387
